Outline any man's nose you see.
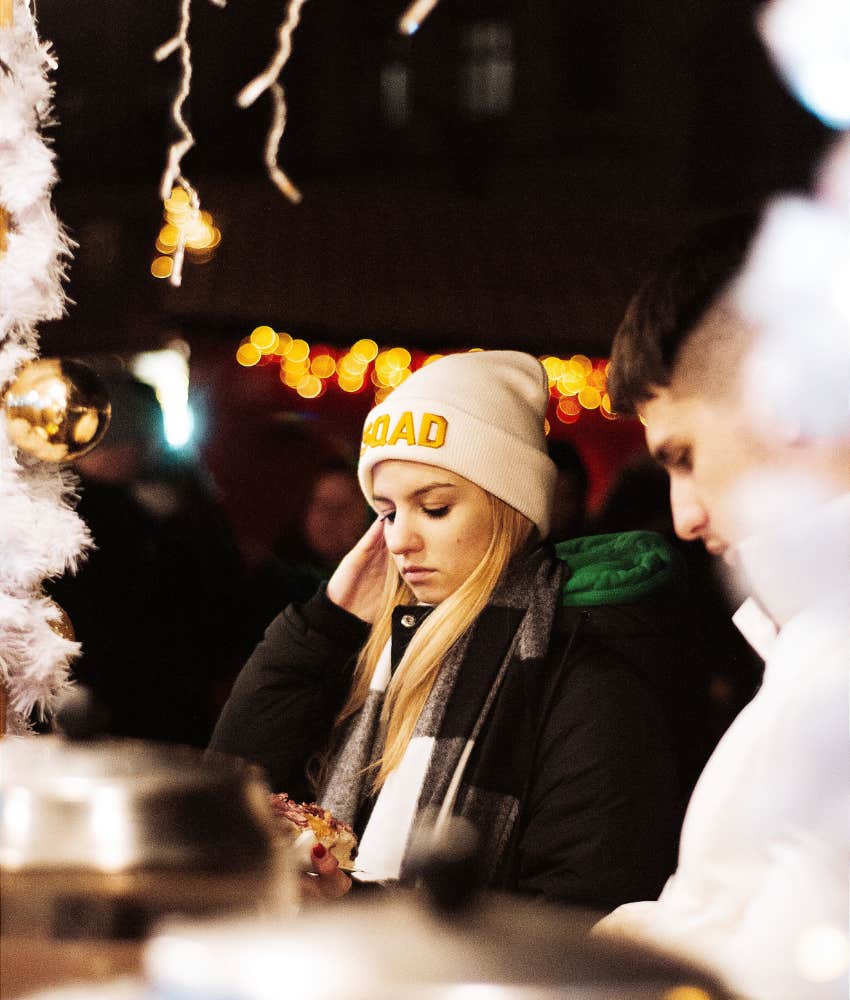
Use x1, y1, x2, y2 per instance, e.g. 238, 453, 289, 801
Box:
670, 476, 708, 541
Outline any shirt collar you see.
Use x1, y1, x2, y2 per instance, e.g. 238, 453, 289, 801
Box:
731, 491, 850, 629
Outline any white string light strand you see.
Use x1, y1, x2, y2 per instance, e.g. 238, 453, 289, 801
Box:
398, 0, 442, 36
236, 0, 309, 204
154, 0, 226, 285
154, 0, 198, 204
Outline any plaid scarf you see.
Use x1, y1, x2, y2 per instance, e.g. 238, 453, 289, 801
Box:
320, 544, 564, 881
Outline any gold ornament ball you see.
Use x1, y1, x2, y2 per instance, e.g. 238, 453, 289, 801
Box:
3, 358, 112, 462
45, 600, 76, 642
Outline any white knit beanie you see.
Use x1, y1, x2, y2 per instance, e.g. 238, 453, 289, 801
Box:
358, 350, 556, 538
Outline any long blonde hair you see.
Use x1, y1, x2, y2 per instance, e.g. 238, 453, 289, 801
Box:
333, 494, 534, 792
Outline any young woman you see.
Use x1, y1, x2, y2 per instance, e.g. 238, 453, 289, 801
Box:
210, 351, 682, 908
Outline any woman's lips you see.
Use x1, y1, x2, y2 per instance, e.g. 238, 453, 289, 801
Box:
402, 567, 435, 581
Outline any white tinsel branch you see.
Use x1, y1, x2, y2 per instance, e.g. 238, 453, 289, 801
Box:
0, 592, 80, 724
0, 0, 88, 733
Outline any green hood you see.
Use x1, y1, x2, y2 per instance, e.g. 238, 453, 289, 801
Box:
556, 530, 685, 607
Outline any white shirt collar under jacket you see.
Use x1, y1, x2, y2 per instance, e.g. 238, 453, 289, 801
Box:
356, 637, 428, 882
355, 634, 473, 883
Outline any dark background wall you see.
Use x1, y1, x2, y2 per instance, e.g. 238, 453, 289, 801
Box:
32, 0, 829, 555
39, 0, 827, 355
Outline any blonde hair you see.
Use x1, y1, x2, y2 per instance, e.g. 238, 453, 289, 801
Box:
333, 495, 534, 792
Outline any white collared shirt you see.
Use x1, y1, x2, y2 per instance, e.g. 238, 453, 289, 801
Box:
597, 494, 850, 1000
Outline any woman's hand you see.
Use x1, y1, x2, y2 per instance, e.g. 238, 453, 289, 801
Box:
300, 843, 352, 903
326, 516, 390, 623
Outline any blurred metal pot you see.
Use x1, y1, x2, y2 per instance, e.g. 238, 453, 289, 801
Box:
0, 736, 294, 998
144, 890, 735, 1000
0, 736, 289, 941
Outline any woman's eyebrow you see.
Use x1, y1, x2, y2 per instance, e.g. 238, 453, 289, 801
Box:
372, 483, 458, 504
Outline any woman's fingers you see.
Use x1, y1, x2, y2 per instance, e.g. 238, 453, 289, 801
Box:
326, 516, 389, 620
300, 843, 352, 902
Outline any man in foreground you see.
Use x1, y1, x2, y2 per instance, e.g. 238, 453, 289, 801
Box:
596, 212, 849, 1000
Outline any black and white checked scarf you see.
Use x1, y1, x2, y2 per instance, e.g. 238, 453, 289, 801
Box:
320, 544, 564, 882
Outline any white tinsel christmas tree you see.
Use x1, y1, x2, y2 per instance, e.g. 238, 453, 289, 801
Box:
0, 0, 91, 735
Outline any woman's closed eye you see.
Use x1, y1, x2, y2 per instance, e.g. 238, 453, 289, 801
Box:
377, 506, 449, 523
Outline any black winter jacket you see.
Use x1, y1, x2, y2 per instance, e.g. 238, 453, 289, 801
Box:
210, 531, 686, 912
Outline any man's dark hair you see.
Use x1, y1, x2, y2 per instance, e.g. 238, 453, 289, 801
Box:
608, 213, 760, 416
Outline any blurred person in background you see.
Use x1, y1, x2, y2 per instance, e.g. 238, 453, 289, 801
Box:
546, 438, 589, 542
49, 372, 244, 747
239, 456, 371, 654
595, 212, 849, 1000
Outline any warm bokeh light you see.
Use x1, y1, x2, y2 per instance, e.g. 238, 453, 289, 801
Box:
274, 331, 294, 356
150, 256, 174, 279
188, 248, 213, 265
236, 342, 261, 367
157, 224, 180, 248
296, 374, 323, 398
163, 186, 190, 215
386, 347, 412, 369
338, 374, 365, 393
578, 386, 602, 409
184, 216, 213, 250
234, 337, 614, 423
556, 410, 580, 425
152, 188, 221, 280
287, 338, 310, 364
387, 368, 412, 387
250, 325, 278, 352
600, 392, 618, 420
283, 359, 310, 380
557, 397, 582, 424
338, 352, 368, 377
542, 356, 566, 383
373, 351, 393, 376
351, 338, 379, 361
311, 354, 336, 378
557, 371, 584, 396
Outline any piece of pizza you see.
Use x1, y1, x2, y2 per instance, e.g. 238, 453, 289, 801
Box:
268, 792, 358, 870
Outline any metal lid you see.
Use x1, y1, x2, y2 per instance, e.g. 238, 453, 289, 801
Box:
0, 737, 274, 874
144, 891, 733, 1000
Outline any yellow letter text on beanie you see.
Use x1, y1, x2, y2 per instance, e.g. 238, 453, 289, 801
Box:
357, 351, 556, 538
362, 411, 448, 452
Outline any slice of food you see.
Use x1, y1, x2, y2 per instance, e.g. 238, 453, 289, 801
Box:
269, 793, 358, 870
